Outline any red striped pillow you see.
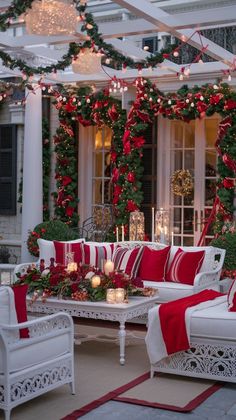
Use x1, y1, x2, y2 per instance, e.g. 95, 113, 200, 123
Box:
165, 248, 205, 285
54, 241, 83, 265
228, 279, 236, 311
112, 246, 143, 277
83, 243, 115, 269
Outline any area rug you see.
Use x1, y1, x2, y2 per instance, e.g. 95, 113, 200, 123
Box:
5, 324, 222, 420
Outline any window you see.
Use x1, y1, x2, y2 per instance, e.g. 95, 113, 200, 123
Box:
142, 37, 159, 53
0, 125, 17, 215
92, 126, 112, 210
140, 121, 157, 239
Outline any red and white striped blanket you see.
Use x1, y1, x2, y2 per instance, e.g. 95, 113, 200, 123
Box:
145, 290, 226, 364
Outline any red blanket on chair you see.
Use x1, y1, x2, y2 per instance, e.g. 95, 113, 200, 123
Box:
145, 290, 226, 364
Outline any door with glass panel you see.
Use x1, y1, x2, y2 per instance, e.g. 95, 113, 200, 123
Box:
170, 117, 219, 246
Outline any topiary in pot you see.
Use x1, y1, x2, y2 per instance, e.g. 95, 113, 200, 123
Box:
27, 220, 80, 257
210, 231, 236, 279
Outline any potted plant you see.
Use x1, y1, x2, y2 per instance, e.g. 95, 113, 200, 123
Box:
27, 220, 80, 258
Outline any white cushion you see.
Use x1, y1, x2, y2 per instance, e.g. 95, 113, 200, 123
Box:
143, 280, 194, 301
190, 298, 236, 341
38, 238, 85, 267
0, 287, 17, 325
0, 332, 71, 373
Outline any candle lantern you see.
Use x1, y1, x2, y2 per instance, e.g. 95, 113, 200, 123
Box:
106, 288, 116, 304
129, 210, 145, 241
115, 288, 125, 303
104, 260, 115, 276
155, 208, 170, 244
91, 275, 101, 288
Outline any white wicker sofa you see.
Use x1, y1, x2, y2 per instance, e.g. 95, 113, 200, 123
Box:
14, 239, 225, 303
0, 286, 75, 420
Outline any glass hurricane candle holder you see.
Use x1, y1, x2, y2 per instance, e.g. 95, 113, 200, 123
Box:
106, 289, 116, 304
155, 208, 170, 244
129, 210, 145, 241
115, 288, 125, 303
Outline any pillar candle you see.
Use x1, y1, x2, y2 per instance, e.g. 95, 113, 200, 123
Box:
151, 207, 155, 242
104, 260, 115, 276
121, 224, 124, 241
116, 226, 119, 242
91, 275, 101, 288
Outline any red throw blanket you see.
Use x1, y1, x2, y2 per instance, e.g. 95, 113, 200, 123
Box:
159, 290, 224, 356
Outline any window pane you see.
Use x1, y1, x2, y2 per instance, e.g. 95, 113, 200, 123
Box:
173, 123, 183, 148
184, 121, 195, 148
205, 151, 216, 176
94, 153, 103, 177
183, 208, 193, 234
205, 119, 219, 147
183, 236, 194, 246
95, 129, 103, 149
173, 208, 182, 234
93, 180, 102, 204
205, 179, 216, 206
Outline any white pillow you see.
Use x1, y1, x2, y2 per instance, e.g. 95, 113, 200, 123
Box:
37, 238, 85, 267
0, 286, 18, 325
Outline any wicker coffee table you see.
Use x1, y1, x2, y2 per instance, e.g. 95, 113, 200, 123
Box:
27, 295, 158, 365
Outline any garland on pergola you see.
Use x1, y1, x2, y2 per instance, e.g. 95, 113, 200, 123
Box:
0, 0, 177, 77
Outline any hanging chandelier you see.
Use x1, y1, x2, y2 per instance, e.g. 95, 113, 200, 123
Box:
25, 0, 78, 36
72, 49, 102, 74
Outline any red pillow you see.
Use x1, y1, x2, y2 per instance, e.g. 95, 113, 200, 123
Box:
112, 246, 143, 277
54, 241, 83, 265
165, 248, 205, 285
12, 284, 29, 338
228, 279, 236, 311
138, 246, 171, 281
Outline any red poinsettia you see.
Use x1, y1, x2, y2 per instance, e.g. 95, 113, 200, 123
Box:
65, 206, 75, 217
223, 178, 235, 189
123, 141, 131, 155
62, 176, 72, 186
112, 167, 120, 183
127, 172, 135, 183
126, 200, 138, 212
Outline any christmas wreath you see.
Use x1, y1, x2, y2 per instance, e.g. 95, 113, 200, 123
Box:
171, 169, 194, 196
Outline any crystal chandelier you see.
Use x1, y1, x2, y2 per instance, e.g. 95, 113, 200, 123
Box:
72, 49, 102, 74
25, 0, 77, 36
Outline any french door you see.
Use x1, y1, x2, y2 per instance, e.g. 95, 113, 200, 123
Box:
169, 117, 220, 246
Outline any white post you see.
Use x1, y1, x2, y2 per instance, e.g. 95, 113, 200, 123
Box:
21, 87, 43, 262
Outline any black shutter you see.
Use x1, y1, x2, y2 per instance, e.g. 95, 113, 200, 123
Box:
0, 125, 17, 215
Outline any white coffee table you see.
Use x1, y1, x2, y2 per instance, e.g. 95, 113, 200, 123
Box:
27, 294, 158, 365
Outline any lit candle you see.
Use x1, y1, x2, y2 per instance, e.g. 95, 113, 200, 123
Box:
116, 226, 119, 242
106, 288, 116, 303
67, 262, 78, 272
115, 288, 125, 303
152, 207, 155, 242
121, 224, 124, 241
104, 260, 115, 276
171, 231, 174, 246
91, 275, 101, 288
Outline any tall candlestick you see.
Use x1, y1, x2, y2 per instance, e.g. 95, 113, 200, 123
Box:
151, 207, 155, 242
116, 226, 119, 242
121, 224, 124, 241
171, 231, 174, 246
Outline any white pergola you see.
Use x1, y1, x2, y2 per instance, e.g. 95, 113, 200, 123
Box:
0, 0, 235, 85
0, 0, 235, 261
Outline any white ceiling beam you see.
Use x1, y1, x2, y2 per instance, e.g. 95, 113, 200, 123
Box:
114, 0, 236, 67
100, 5, 236, 37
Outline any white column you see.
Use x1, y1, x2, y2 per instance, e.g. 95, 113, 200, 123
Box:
21, 87, 43, 262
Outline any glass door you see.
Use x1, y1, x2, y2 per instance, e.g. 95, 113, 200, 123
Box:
170, 117, 219, 246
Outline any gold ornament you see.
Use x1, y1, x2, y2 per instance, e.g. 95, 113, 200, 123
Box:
171, 169, 194, 196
